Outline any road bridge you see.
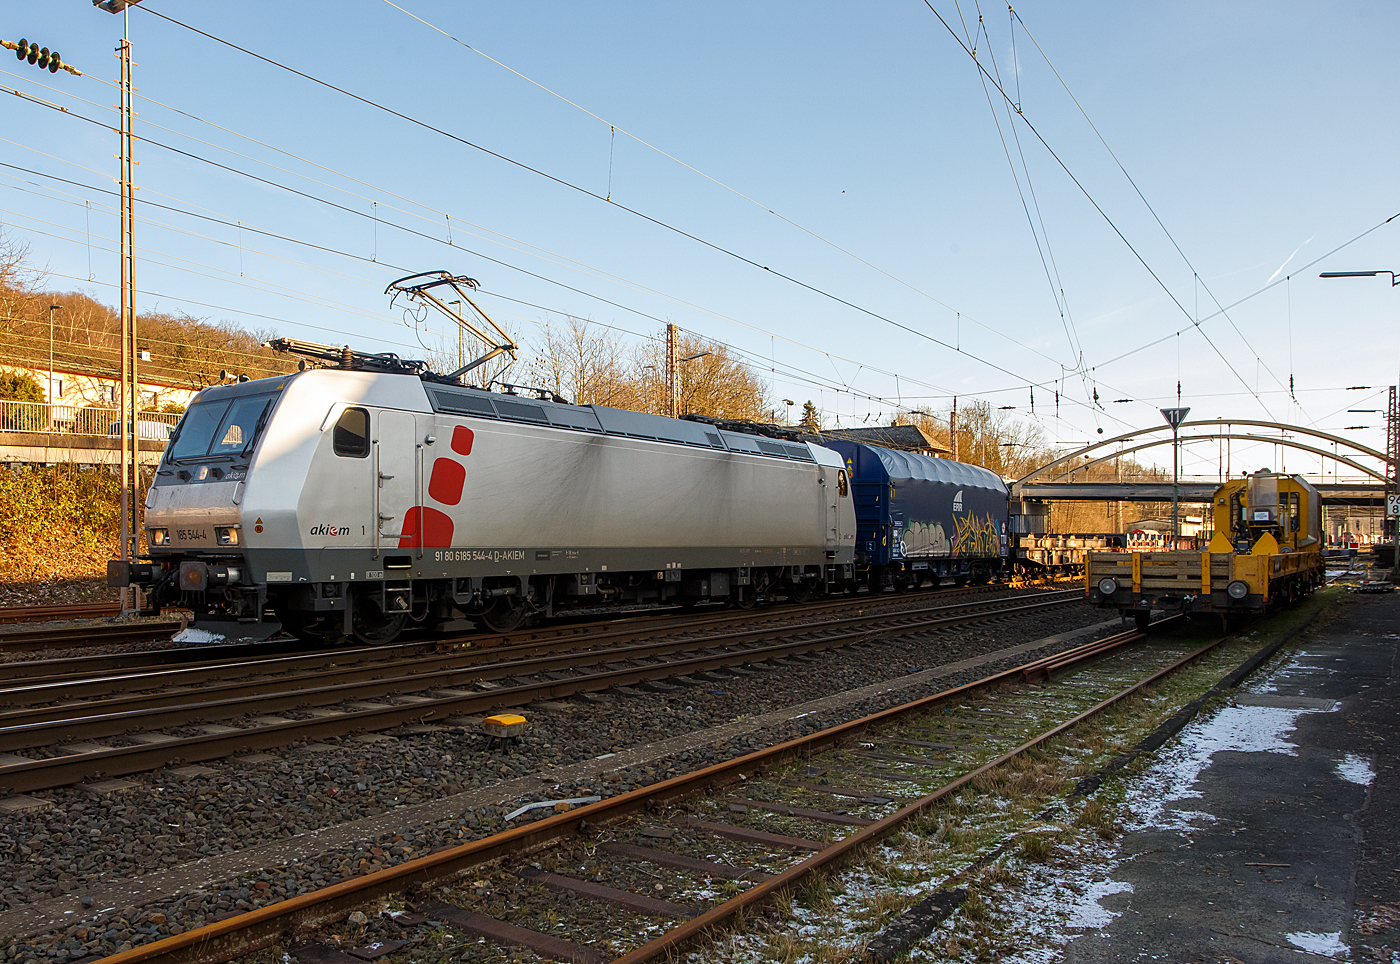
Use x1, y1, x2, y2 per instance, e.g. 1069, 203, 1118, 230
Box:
1014, 417, 1394, 510
1014, 481, 1386, 506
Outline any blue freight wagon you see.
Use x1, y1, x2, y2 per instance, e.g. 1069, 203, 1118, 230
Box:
819, 440, 1009, 590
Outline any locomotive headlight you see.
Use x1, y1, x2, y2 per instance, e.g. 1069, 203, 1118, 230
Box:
215, 526, 240, 546
149, 528, 169, 547
1097, 577, 1118, 596
1226, 580, 1250, 600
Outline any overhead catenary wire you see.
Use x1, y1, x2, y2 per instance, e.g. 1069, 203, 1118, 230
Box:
5, 64, 1136, 447
920, 0, 1277, 421
1092, 210, 1400, 371
376, 0, 1072, 371
5, 44, 1145, 445
2, 159, 969, 419
1008, 8, 1310, 426
7, 62, 1009, 392
0, 81, 991, 415
123, 6, 1122, 426
8, 90, 1115, 437
958, 2, 1096, 423
8, 197, 947, 421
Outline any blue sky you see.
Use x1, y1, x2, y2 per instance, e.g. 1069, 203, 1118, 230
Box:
3, 0, 1396, 481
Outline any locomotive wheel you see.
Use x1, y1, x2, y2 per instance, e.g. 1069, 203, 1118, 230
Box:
789, 581, 815, 604
732, 586, 758, 610
480, 598, 527, 633
351, 603, 408, 645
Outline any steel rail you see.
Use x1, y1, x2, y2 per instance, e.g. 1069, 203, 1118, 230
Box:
0, 589, 1080, 717
85, 625, 1156, 964
0, 587, 1075, 700
0, 595, 1082, 792
615, 632, 1223, 962
0, 619, 185, 653
0, 602, 120, 624
0, 582, 1060, 682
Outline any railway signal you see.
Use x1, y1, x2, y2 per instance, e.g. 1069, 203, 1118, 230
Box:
3, 39, 82, 75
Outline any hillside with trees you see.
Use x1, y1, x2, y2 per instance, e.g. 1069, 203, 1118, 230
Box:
1, 243, 297, 394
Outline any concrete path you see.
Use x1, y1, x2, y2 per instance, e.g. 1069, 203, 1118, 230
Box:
1066, 591, 1399, 963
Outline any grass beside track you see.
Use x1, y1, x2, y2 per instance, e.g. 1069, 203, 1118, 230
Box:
690, 591, 1335, 963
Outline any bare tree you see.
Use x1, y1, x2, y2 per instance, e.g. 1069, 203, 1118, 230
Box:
523, 315, 633, 405
894, 400, 1054, 477
637, 330, 771, 419
0, 227, 40, 333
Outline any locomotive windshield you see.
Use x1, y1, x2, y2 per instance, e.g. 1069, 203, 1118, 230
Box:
168, 391, 279, 462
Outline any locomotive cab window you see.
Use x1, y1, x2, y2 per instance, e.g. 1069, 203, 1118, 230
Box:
209, 396, 272, 457
837, 470, 849, 497
167, 390, 279, 462
333, 407, 370, 458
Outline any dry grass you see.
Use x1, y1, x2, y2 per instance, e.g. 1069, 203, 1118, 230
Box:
1073, 798, 1121, 840
939, 820, 978, 848
764, 932, 800, 964
858, 888, 914, 925
971, 763, 1065, 802
1017, 833, 1056, 863
977, 861, 1018, 886
960, 892, 992, 923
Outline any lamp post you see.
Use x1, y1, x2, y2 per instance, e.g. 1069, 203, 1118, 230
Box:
674, 350, 710, 417
47, 304, 61, 408
1160, 407, 1190, 549
1320, 269, 1400, 579
449, 300, 463, 370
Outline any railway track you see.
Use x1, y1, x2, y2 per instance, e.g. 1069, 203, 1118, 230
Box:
0, 617, 187, 654
2, 581, 1069, 689
0, 582, 1060, 687
0, 601, 119, 624
82, 611, 1245, 964
0, 577, 1076, 657
0, 589, 1084, 794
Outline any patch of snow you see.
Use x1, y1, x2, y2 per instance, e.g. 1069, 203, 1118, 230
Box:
172, 627, 224, 643
1125, 701, 1330, 832
1285, 930, 1348, 958
990, 835, 1134, 963
1062, 879, 1133, 929
1335, 753, 1376, 787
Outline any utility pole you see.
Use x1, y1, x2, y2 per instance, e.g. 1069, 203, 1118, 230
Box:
1387, 384, 1399, 579
950, 397, 958, 461
1161, 407, 1190, 549
1115, 454, 1122, 533
665, 323, 679, 418
95, 0, 142, 614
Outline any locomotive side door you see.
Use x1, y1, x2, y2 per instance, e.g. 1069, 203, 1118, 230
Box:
373, 410, 419, 558
821, 465, 841, 551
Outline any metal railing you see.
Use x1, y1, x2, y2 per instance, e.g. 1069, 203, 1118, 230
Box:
0, 399, 180, 439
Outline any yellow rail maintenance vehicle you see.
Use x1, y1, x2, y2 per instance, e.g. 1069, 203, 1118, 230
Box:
1086, 470, 1324, 630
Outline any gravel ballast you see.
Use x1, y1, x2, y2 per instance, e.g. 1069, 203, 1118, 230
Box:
0, 594, 1114, 963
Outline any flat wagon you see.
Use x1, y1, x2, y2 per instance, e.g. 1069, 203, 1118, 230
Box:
1085, 469, 1324, 628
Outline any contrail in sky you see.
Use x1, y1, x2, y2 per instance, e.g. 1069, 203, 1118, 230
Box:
1267, 235, 1316, 282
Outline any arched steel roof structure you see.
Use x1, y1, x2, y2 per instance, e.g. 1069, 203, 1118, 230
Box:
1018, 418, 1391, 486
1035, 433, 1387, 484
